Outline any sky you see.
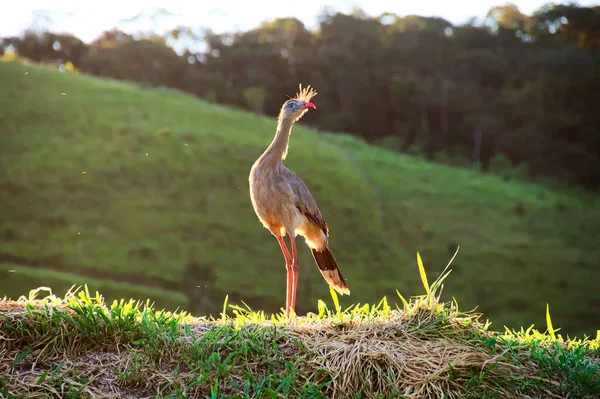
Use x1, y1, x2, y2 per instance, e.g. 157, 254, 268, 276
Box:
2, 0, 597, 43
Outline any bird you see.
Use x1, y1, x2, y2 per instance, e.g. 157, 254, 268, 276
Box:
249, 84, 350, 318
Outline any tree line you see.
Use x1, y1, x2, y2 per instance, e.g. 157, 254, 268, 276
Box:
3, 3, 599, 189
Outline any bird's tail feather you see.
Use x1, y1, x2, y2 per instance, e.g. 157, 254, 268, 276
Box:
311, 246, 350, 295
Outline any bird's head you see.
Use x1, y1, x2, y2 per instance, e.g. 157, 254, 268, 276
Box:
279, 84, 317, 123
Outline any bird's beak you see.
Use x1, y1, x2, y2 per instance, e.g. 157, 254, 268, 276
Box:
302, 102, 316, 110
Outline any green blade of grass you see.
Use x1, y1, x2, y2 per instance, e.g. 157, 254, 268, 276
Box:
430, 246, 459, 296
329, 286, 341, 313
221, 295, 229, 323
36, 369, 49, 384
416, 251, 430, 296
317, 299, 327, 318
396, 290, 409, 310
446, 246, 460, 269
546, 303, 555, 339
12, 347, 32, 366
431, 270, 452, 298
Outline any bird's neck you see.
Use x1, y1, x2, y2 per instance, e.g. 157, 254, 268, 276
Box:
260, 117, 294, 167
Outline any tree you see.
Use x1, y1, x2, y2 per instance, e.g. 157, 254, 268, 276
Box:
313, 11, 387, 136
6, 3, 599, 188
486, 3, 529, 32
80, 37, 190, 90
3, 31, 88, 66
530, 4, 600, 49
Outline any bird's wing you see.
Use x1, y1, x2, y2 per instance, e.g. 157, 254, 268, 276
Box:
283, 168, 329, 235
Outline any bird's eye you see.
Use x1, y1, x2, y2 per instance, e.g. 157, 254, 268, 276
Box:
286, 102, 298, 110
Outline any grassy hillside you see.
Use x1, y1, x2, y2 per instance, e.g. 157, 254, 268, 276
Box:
1, 60, 599, 336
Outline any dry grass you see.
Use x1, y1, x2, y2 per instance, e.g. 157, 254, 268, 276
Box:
296, 321, 511, 398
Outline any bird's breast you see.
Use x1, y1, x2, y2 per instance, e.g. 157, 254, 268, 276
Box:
249, 167, 304, 235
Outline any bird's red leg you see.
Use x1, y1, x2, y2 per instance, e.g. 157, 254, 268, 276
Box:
276, 236, 293, 317
289, 235, 299, 314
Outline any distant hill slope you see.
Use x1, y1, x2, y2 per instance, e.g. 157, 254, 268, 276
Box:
1, 60, 599, 336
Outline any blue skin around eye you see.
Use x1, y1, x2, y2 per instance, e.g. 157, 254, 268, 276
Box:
287, 102, 298, 110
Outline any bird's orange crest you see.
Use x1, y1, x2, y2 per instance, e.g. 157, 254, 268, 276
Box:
294, 84, 318, 103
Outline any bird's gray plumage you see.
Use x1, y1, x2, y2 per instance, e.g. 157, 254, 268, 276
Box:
249, 85, 350, 316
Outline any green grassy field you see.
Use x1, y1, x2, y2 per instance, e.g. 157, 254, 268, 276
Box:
1, 60, 599, 336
